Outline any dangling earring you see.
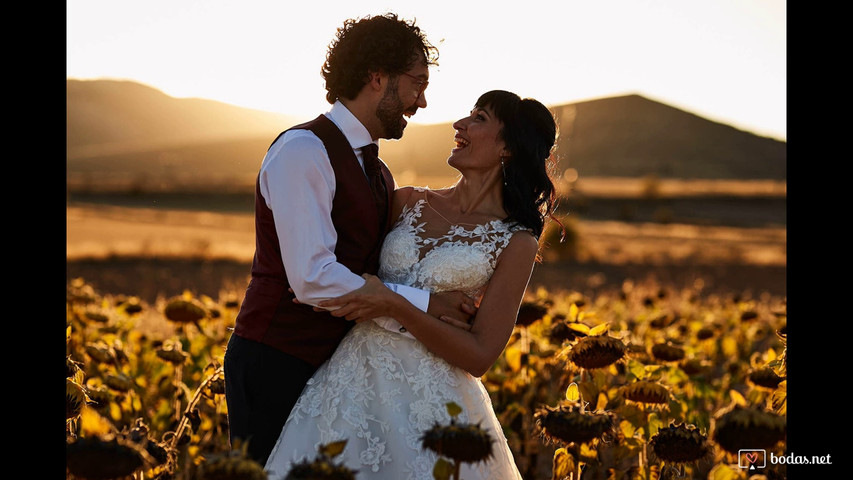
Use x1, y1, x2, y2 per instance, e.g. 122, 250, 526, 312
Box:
500, 157, 508, 186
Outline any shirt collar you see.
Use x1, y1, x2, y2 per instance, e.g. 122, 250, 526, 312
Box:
326, 100, 375, 150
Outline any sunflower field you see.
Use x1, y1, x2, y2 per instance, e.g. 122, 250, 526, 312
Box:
66, 277, 787, 479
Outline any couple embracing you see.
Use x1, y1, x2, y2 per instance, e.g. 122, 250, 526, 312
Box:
223, 12, 562, 480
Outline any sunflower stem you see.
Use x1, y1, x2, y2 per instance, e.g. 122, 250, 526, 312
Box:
642, 408, 651, 480
173, 364, 183, 424
169, 365, 224, 452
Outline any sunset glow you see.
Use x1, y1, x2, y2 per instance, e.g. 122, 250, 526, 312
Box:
67, 0, 786, 141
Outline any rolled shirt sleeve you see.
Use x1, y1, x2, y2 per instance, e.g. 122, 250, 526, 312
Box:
259, 116, 429, 312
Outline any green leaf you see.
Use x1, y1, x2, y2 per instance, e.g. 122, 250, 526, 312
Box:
729, 389, 747, 407
566, 382, 580, 402
552, 447, 574, 479
319, 440, 347, 458
445, 402, 463, 418
627, 359, 646, 380
504, 346, 522, 372
432, 458, 454, 480
595, 392, 608, 412
568, 323, 590, 335
619, 420, 636, 438
647, 412, 663, 437
589, 323, 609, 336
708, 463, 738, 480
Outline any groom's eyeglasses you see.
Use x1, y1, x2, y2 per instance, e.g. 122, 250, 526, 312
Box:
399, 72, 429, 97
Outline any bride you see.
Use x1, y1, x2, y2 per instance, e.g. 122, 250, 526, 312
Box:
264, 90, 561, 480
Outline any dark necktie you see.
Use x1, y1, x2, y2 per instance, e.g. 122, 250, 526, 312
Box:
361, 143, 388, 230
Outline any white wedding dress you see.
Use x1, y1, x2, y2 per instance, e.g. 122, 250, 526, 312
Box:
264, 188, 525, 480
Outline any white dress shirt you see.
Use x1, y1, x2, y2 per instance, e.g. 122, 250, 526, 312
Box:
258, 101, 430, 312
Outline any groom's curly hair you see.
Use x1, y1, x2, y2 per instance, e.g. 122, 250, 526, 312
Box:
322, 13, 439, 104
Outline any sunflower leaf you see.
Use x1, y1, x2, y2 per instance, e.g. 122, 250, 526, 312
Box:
589, 323, 609, 336
445, 402, 463, 418
319, 440, 347, 458
432, 458, 454, 480
565, 382, 580, 402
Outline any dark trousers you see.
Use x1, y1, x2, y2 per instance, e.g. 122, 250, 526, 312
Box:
223, 333, 317, 466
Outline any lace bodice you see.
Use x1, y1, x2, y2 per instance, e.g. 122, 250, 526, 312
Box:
378, 187, 526, 300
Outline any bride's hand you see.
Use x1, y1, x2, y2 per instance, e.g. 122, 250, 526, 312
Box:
316, 274, 398, 322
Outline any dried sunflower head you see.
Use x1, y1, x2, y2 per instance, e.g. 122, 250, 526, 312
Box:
651, 343, 685, 362
66, 434, 152, 480
548, 319, 587, 344
534, 404, 614, 446
284, 461, 356, 480
119, 419, 174, 476
650, 313, 676, 329
421, 421, 494, 464
163, 297, 207, 324
85, 342, 116, 365
117, 296, 144, 315
748, 367, 785, 390
122, 418, 150, 445
84, 310, 110, 324
85, 384, 114, 413
68, 278, 98, 305
105, 373, 135, 393
143, 441, 173, 478
695, 326, 715, 340
649, 423, 713, 466
67, 355, 85, 383
516, 301, 549, 327
204, 374, 226, 398
281, 441, 356, 480
156, 339, 190, 365
712, 405, 787, 453
568, 335, 626, 369
67, 379, 89, 421
621, 380, 671, 406
679, 358, 709, 376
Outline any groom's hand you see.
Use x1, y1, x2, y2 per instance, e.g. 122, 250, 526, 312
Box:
428, 291, 477, 330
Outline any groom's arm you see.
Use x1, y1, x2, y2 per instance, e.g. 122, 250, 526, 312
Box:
265, 133, 439, 316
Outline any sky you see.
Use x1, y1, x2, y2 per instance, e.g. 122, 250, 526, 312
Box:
66, 0, 786, 141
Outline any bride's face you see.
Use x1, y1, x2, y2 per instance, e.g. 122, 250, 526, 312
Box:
447, 106, 507, 172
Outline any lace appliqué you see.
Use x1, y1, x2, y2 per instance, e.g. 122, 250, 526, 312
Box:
282, 321, 504, 479
378, 187, 525, 298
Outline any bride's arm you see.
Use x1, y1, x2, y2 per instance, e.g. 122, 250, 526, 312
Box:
317, 231, 539, 377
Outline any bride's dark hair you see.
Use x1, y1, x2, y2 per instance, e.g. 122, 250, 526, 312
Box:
475, 90, 561, 239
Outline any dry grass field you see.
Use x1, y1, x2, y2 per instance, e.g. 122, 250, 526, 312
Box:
66, 191, 786, 303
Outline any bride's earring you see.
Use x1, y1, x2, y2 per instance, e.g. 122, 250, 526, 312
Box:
500, 157, 508, 186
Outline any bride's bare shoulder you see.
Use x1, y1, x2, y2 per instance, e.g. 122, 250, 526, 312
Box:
392, 186, 416, 203
391, 186, 421, 214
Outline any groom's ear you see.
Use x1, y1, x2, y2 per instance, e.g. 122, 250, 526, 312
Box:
367, 70, 386, 92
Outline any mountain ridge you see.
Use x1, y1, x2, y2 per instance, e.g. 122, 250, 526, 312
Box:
66, 79, 786, 191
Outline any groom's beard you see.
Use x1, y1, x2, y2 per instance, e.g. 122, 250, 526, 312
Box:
376, 82, 409, 140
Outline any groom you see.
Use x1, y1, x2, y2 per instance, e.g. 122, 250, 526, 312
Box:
224, 13, 476, 465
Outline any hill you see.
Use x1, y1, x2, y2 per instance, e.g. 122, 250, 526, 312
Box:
550, 95, 786, 179
66, 79, 303, 159
66, 79, 785, 192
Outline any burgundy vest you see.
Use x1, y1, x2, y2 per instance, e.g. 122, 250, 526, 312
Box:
233, 114, 394, 367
